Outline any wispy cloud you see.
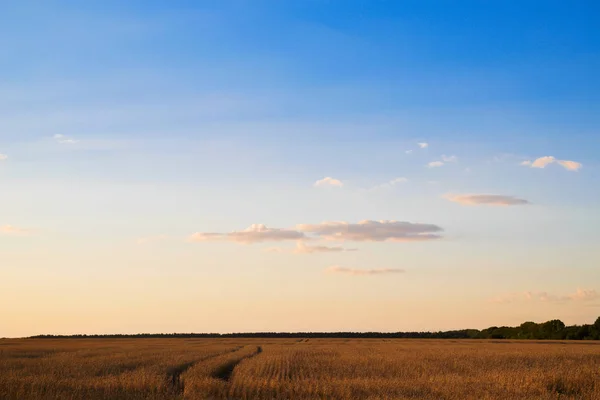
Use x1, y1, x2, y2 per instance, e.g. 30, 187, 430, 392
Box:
417, 142, 429, 149
297, 220, 443, 242
441, 155, 458, 163
293, 241, 356, 254
427, 161, 444, 168
1, 225, 32, 236
314, 177, 343, 187
191, 220, 443, 245
53, 134, 79, 144
0, 154, 8, 161
521, 156, 582, 171
490, 288, 599, 304
444, 194, 530, 206
370, 177, 408, 190
428, 155, 458, 168
325, 265, 405, 276
188, 224, 305, 244
405, 150, 413, 154
265, 242, 358, 254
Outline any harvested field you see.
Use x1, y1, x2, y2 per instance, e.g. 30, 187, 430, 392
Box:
1, 338, 600, 399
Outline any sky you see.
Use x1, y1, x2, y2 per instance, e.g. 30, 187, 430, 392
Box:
1, 0, 599, 337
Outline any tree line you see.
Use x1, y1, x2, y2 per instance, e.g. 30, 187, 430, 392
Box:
30, 316, 600, 340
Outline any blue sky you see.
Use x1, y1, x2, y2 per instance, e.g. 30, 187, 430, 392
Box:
1, 1, 599, 337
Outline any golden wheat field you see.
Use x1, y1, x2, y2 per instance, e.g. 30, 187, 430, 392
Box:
1, 338, 600, 399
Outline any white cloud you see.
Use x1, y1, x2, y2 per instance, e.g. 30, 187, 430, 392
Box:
417, 142, 429, 149
427, 161, 444, 168
405, 150, 413, 154
326, 265, 405, 276
370, 177, 408, 190
0, 154, 7, 161
491, 288, 599, 304
389, 177, 408, 185
314, 177, 343, 187
53, 134, 79, 144
297, 220, 443, 242
441, 155, 458, 163
0, 225, 32, 235
522, 156, 582, 171
444, 194, 530, 206
188, 224, 305, 244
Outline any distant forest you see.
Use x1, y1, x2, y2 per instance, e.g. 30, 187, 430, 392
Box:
29, 317, 600, 340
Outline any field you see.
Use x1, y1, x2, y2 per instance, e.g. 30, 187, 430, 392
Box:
1, 338, 600, 399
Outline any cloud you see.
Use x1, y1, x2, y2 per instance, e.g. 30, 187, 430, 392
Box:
405, 150, 413, 154
53, 134, 79, 144
326, 265, 405, 276
314, 177, 343, 187
444, 194, 530, 206
0, 225, 32, 235
370, 177, 408, 190
556, 160, 583, 171
427, 161, 444, 168
389, 177, 408, 184
293, 241, 356, 254
566, 288, 599, 301
428, 155, 458, 168
441, 155, 458, 163
491, 288, 599, 304
531, 156, 556, 168
265, 242, 358, 254
191, 220, 443, 246
522, 156, 582, 171
0, 154, 7, 161
417, 142, 429, 149
297, 220, 443, 242
188, 224, 305, 244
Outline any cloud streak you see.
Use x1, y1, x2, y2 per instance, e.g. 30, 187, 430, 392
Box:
441, 155, 458, 163
326, 265, 405, 276
522, 156, 582, 171
491, 288, 599, 304
417, 142, 429, 149
370, 177, 408, 190
314, 177, 343, 187
1, 225, 32, 235
191, 220, 443, 245
297, 220, 443, 242
427, 161, 444, 168
188, 224, 306, 244
0, 154, 7, 161
293, 241, 356, 254
444, 194, 530, 206
53, 134, 79, 144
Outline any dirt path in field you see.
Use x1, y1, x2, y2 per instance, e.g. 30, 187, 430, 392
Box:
211, 345, 263, 382
166, 346, 244, 395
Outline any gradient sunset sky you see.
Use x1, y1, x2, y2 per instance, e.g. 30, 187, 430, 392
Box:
1, 1, 599, 337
